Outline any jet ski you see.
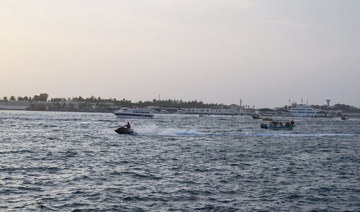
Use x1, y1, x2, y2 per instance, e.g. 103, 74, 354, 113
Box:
115, 126, 135, 135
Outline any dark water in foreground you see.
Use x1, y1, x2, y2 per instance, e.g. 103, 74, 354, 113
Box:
1, 110, 360, 211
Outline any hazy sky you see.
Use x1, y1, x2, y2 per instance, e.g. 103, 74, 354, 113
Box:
1, 0, 359, 107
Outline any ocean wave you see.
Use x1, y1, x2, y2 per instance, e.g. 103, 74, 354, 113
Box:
2, 111, 360, 211
134, 124, 206, 136
222, 132, 360, 138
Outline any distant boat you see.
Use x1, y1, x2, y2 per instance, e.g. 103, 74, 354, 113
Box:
261, 121, 296, 130
341, 116, 348, 120
288, 104, 322, 117
268, 124, 296, 130
262, 117, 273, 121
114, 107, 154, 118
252, 114, 260, 119
159, 109, 169, 114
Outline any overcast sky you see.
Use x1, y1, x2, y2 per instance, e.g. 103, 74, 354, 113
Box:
1, 0, 359, 107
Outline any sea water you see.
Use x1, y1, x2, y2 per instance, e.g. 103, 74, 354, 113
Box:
0, 110, 359, 211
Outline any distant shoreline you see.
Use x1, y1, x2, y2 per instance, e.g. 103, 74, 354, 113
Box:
1, 94, 360, 116
0, 108, 112, 114
1, 108, 360, 118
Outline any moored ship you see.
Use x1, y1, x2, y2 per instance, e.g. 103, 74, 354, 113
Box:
288, 104, 322, 117
114, 107, 154, 118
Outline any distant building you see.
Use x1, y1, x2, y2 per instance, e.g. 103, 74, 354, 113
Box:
0, 101, 30, 110
31, 101, 51, 110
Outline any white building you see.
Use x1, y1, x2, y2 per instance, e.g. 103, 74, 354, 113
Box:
0, 101, 30, 110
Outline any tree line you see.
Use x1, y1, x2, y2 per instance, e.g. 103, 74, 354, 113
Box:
2, 93, 49, 102
3, 93, 359, 111
1, 93, 226, 108
314, 104, 360, 113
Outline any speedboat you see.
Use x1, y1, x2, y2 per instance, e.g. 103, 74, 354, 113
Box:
262, 121, 296, 130
268, 124, 296, 130
114, 107, 154, 118
252, 114, 260, 119
115, 126, 135, 135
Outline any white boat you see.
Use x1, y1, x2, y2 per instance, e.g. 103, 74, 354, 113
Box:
159, 109, 169, 114
288, 104, 322, 117
114, 107, 154, 118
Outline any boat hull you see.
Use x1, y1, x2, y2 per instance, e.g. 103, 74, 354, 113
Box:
114, 113, 154, 118
114, 107, 154, 118
268, 124, 296, 130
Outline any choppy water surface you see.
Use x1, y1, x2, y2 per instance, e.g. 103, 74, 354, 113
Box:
1, 111, 360, 211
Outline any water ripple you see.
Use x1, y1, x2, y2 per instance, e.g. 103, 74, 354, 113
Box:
0, 111, 359, 211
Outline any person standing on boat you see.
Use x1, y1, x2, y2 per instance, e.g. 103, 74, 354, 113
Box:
291, 120, 295, 125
